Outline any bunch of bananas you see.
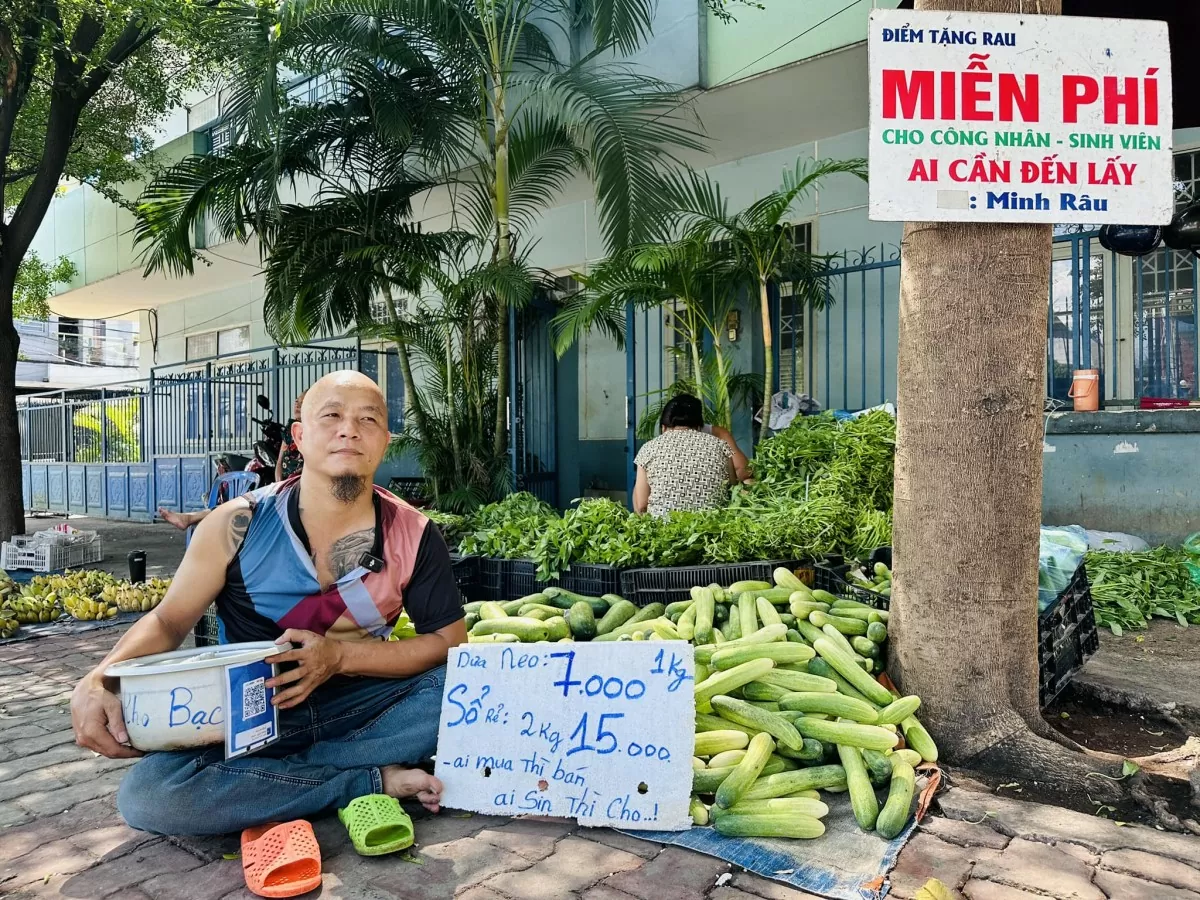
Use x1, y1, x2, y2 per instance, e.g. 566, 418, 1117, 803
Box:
7, 592, 62, 628
0, 575, 19, 639
0, 571, 173, 623
112, 578, 170, 613
62, 594, 119, 621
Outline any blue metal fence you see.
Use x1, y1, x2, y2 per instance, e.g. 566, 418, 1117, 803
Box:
20, 310, 564, 518
623, 232, 1200, 496
19, 338, 401, 520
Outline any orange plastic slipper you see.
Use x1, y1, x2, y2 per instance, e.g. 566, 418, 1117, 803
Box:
240, 820, 322, 898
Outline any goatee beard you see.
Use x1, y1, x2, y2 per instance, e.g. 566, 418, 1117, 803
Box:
331, 475, 367, 503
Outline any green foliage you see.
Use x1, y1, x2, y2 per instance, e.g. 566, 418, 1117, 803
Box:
746, 411, 896, 514
71, 399, 142, 463
1085, 549, 1200, 635
450, 412, 898, 577
374, 260, 539, 513
703, 0, 766, 23
13, 254, 77, 321
2, 0, 232, 211
664, 156, 869, 438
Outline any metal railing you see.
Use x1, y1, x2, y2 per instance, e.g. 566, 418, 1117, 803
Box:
18, 337, 396, 465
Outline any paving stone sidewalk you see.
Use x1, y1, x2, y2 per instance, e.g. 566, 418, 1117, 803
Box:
3, 629, 1200, 900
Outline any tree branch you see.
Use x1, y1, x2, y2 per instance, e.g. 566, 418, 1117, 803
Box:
2, 166, 38, 185
82, 17, 160, 100
0, 5, 51, 212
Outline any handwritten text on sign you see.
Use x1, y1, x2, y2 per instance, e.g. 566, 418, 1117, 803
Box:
434, 642, 695, 830
868, 10, 1173, 224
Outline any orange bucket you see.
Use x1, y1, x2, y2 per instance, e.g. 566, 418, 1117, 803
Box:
1068, 369, 1100, 411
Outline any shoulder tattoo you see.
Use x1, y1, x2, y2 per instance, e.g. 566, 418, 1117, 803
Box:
226, 508, 253, 557
328, 528, 374, 580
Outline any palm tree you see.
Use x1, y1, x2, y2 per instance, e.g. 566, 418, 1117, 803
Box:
664, 157, 868, 439
135, 0, 705, 457
363, 258, 545, 511
552, 235, 757, 434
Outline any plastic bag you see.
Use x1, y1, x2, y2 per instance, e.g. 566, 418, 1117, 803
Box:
1182, 533, 1200, 587
758, 392, 822, 431
1086, 530, 1149, 553
1038, 525, 1089, 612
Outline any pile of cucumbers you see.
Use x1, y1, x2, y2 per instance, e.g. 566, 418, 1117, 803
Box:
464, 587, 637, 643
462, 567, 935, 843
848, 561, 893, 597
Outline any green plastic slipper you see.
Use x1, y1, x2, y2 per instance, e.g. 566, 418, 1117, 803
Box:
338, 795, 414, 857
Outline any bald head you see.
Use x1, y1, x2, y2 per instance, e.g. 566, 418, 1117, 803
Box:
293, 371, 390, 500
301, 371, 386, 422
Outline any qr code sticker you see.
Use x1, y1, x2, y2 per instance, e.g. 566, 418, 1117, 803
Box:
242, 677, 267, 718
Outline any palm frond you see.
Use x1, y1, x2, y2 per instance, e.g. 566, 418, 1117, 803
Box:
517, 67, 706, 251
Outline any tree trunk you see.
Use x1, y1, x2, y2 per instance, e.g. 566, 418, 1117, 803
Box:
0, 277, 24, 542
758, 278, 772, 441
492, 78, 512, 461
888, 0, 1128, 795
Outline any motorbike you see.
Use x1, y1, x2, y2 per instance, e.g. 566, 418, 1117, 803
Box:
247, 394, 287, 486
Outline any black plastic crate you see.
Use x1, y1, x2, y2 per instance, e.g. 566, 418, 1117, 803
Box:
450, 554, 482, 604
818, 555, 1097, 709
193, 604, 219, 647
478, 557, 507, 601
812, 568, 891, 611
506, 560, 624, 600
1038, 562, 1099, 708
620, 560, 814, 608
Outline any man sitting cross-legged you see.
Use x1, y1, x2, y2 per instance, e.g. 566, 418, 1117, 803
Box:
70, 371, 466, 836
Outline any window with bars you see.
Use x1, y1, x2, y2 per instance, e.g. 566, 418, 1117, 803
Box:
774, 222, 814, 394
185, 325, 250, 362
1133, 148, 1200, 399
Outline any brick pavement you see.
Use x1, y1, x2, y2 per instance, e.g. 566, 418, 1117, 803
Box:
3, 628, 1200, 899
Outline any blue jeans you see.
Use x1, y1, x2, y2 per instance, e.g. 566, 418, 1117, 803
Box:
117, 666, 446, 835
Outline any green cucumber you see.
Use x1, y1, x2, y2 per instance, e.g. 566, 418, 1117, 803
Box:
812, 637, 895, 706
778, 692, 879, 723
867, 621, 889, 643
693, 587, 716, 645
875, 758, 915, 839
542, 587, 609, 615
716, 732, 775, 809
596, 599, 638, 635
566, 601, 597, 640
861, 749, 894, 787
793, 717, 899, 752
740, 765, 848, 801
711, 643, 815, 670
838, 743, 879, 830
876, 696, 922, 725
710, 695, 804, 751
470, 616, 551, 641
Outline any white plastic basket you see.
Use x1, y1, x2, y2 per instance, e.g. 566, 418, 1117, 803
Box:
1, 535, 103, 572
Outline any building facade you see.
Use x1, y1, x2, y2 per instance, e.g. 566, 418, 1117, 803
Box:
18, 1, 1200, 542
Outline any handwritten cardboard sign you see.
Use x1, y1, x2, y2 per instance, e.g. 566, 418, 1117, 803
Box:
868, 10, 1173, 224
434, 641, 695, 830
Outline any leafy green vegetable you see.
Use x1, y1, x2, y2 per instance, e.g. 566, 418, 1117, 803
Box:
449, 413, 896, 577
1085, 548, 1200, 635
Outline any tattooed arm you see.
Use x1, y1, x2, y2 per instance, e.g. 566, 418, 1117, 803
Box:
72, 497, 255, 757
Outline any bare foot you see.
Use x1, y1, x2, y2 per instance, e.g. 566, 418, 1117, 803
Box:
158, 507, 193, 531
381, 766, 444, 813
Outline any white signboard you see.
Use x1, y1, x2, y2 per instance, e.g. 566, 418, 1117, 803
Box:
868, 10, 1173, 224
434, 641, 695, 830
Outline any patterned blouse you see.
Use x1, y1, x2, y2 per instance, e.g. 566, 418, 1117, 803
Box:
279, 421, 304, 478
634, 429, 734, 517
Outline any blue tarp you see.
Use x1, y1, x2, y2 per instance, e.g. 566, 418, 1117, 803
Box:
621, 802, 918, 900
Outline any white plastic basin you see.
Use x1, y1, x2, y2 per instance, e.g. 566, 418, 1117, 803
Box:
105, 642, 288, 751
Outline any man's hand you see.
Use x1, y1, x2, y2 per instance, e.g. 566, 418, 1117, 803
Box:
266, 630, 344, 709
71, 674, 142, 759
